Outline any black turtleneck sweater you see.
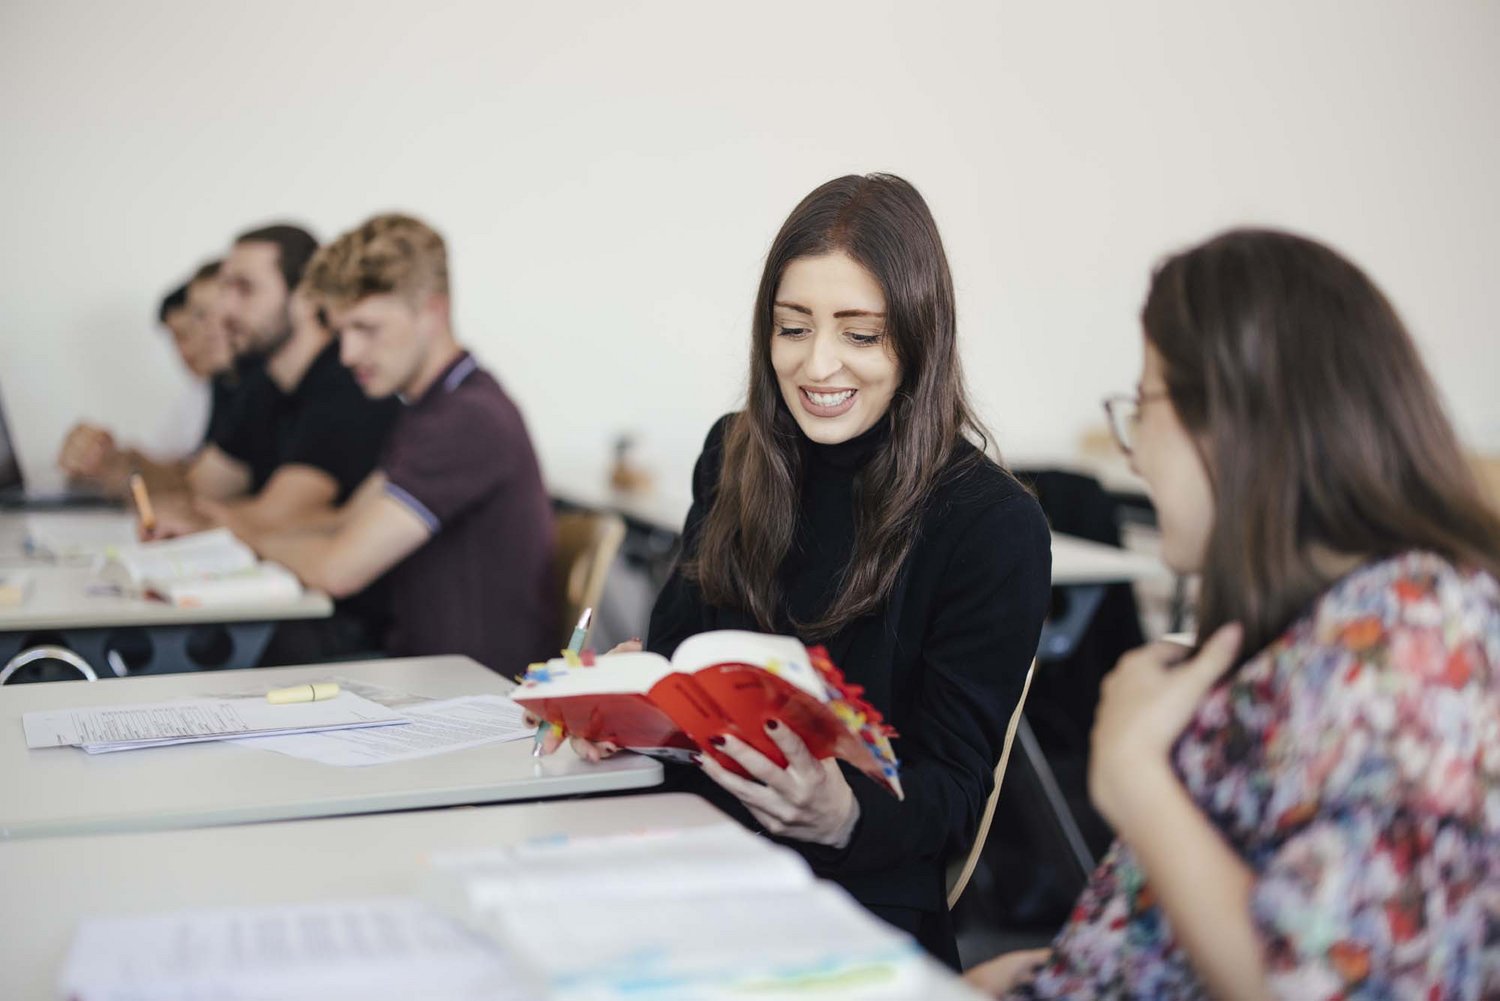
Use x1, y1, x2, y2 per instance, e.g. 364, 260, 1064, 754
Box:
647, 413, 1052, 961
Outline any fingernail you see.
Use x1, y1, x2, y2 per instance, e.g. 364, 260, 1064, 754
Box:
764, 719, 780, 731
709, 735, 726, 747
690, 752, 703, 766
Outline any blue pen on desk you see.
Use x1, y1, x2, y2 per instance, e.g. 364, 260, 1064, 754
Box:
532, 607, 592, 757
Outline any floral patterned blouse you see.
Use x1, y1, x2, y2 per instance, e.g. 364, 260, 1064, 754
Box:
1006, 552, 1499, 999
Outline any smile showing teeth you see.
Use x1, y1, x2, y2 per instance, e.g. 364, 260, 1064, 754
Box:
806, 389, 855, 407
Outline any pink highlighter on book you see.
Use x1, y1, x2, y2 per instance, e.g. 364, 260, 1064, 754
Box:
514, 629, 903, 798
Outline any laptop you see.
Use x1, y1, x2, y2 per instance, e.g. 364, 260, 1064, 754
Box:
0, 388, 122, 511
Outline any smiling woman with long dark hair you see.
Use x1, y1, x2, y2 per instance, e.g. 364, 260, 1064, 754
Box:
550, 174, 1052, 964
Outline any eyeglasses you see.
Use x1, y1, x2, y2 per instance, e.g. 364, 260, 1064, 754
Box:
1101, 389, 1170, 456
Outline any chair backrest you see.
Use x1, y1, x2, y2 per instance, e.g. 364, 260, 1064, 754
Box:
552, 510, 627, 648
945, 657, 1037, 909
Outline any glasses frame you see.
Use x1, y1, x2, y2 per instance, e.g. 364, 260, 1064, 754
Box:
1101, 389, 1170, 456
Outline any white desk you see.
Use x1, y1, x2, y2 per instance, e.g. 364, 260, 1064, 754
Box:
0, 510, 332, 677
0, 793, 980, 1000
0, 656, 662, 840
1050, 532, 1166, 585
550, 476, 692, 537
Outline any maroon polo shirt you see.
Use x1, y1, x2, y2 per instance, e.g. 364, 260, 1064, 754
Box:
380, 352, 557, 675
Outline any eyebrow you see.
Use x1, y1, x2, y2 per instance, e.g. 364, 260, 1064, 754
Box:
773, 301, 886, 319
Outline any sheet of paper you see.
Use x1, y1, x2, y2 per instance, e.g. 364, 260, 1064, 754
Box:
190, 676, 435, 710
326, 675, 436, 710
23, 692, 408, 751
234, 695, 531, 766
58, 896, 535, 1001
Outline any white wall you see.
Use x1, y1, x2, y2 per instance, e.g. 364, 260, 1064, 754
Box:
3, 0, 1497, 496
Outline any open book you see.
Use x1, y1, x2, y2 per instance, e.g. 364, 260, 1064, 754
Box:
425, 824, 923, 999
98, 527, 302, 608
513, 630, 902, 798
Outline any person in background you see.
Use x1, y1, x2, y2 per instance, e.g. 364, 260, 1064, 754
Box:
207, 213, 556, 675
149, 223, 400, 661
968, 229, 1499, 1000
149, 224, 399, 527
57, 260, 236, 494
540, 174, 1052, 966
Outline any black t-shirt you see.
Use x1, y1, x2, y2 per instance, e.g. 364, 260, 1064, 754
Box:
201, 371, 243, 449
212, 342, 398, 502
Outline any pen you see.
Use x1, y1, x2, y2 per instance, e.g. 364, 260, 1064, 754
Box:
267, 682, 340, 704
129, 473, 156, 535
532, 607, 593, 757
567, 607, 593, 653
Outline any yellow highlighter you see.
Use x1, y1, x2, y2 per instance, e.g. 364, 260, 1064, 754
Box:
266, 682, 340, 705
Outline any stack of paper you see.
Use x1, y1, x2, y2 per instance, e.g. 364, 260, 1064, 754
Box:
23, 692, 409, 753
59, 897, 534, 1001
427, 824, 924, 1000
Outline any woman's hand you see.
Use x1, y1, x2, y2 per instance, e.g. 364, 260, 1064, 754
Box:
527, 638, 641, 759
1089, 623, 1242, 829
963, 947, 1050, 996
699, 721, 859, 847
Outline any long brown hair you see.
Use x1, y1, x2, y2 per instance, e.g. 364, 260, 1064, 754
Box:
1143, 228, 1500, 657
687, 174, 991, 636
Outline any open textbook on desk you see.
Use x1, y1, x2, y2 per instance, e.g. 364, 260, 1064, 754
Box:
512, 630, 903, 798
427, 822, 925, 999
98, 527, 302, 607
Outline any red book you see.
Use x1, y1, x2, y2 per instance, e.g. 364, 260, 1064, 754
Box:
514, 630, 902, 799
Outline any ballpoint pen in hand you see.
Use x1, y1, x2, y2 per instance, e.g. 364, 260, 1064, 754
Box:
532, 607, 592, 757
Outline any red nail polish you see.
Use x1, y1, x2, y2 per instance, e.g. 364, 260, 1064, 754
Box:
765, 719, 780, 731
709, 735, 726, 747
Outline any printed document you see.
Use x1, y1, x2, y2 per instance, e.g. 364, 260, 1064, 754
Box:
235, 695, 531, 766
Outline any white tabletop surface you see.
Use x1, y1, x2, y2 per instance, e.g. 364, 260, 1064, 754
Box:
549, 475, 693, 536
0, 793, 981, 1000
0, 656, 662, 840
0, 510, 332, 629
1049, 532, 1168, 585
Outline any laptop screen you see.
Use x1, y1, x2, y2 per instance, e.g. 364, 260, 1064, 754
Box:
0, 386, 26, 492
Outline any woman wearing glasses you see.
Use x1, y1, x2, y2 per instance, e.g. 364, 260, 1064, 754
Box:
968, 228, 1500, 998
541, 174, 1052, 965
